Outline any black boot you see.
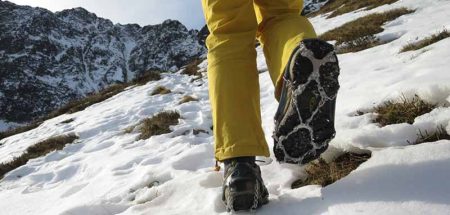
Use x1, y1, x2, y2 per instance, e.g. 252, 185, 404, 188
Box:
222, 157, 269, 212
273, 39, 340, 164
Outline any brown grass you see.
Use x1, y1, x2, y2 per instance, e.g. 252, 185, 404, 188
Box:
412, 125, 450, 145
138, 111, 181, 140
49, 84, 129, 117
123, 125, 137, 134
181, 59, 202, 77
292, 152, 371, 188
48, 71, 161, 116
373, 95, 436, 126
400, 29, 450, 53
131, 71, 162, 86
0, 71, 162, 141
319, 8, 415, 53
178, 95, 199, 105
0, 134, 79, 179
193, 129, 208, 135
0, 123, 41, 141
151, 86, 172, 96
336, 35, 385, 54
59, 118, 75, 124
309, 0, 400, 18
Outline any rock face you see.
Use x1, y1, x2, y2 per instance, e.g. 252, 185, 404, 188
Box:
197, 25, 209, 47
302, 0, 329, 15
0, 1, 205, 124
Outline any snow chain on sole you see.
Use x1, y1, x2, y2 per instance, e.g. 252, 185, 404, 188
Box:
273, 39, 340, 165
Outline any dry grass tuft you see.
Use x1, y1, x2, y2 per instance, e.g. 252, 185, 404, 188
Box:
59, 118, 75, 124
335, 35, 386, 54
319, 8, 415, 53
138, 111, 181, 140
309, 0, 400, 18
412, 125, 450, 145
374, 95, 436, 127
178, 95, 199, 104
131, 70, 162, 86
123, 125, 137, 134
181, 59, 203, 77
292, 152, 371, 188
193, 129, 208, 135
400, 29, 450, 53
151, 86, 172, 96
0, 134, 79, 179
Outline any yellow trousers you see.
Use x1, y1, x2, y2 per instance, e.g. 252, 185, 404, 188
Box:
201, 0, 317, 161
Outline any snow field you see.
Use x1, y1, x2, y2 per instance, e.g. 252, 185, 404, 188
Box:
0, 71, 220, 214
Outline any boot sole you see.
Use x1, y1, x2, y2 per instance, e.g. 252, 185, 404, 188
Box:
273, 39, 340, 164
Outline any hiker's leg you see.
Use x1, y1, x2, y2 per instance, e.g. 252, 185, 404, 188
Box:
201, 0, 270, 161
253, 0, 317, 100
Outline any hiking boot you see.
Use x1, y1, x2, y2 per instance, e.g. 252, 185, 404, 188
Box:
222, 157, 269, 212
273, 39, 340, 165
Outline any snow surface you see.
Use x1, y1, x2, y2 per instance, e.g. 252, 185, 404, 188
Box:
1, 0, 450, 214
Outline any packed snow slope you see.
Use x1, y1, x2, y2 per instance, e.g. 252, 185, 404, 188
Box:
1, 0, 450, 214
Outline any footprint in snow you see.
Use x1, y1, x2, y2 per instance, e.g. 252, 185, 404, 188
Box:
111, 156, 146, 176
112, 157, 145, 171
171, 144, 214, 171
3, 166, 36, 181
49, 165, 80, 184
140, 157, 162, 166
199, 172, 223, 188
60, 183, 89, 198
83, 140, 115, 153
60, 203, 129, 215
125, 172, 173, 204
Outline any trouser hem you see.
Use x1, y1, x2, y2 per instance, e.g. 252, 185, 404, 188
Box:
215, 143, 270, 161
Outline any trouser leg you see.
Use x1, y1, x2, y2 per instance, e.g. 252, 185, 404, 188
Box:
254, 0, 317, 100
201, 0, 270, 161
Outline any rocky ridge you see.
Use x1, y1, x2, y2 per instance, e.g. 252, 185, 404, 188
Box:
0, 1, 205, 124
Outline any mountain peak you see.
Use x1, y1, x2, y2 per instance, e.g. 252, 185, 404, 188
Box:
161, 19, 188, 31
56, 7, 99, 22
0, 3, 205, 124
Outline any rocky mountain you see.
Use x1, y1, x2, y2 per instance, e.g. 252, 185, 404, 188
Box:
0, 1, 205, 125
302, 0, 329, 15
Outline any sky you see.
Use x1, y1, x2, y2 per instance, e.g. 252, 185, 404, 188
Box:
8, 0, 206, 29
